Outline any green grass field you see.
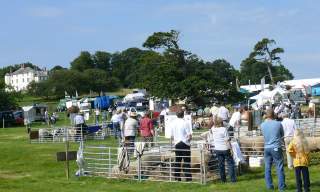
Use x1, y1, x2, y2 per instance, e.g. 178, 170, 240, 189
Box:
1, 125, 320, 192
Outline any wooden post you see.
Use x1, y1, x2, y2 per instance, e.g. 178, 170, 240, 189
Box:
65, 128, 70, 180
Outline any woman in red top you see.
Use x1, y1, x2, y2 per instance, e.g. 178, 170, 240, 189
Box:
139, 111, 154, 147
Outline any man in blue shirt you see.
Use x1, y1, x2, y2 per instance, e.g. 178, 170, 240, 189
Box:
261, 109, 286, 191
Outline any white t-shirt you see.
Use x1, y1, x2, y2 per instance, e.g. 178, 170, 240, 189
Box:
210, 106, 219, 117
74, 115, 85, 125
160, 109, 167, 116
281, 118, 296, 138
210, 127, 230, 151
111, 114, 123, 123
123, 117, 138, 137
218, 106, 230, 121
170, 118, 192, 146
229, 111, 241, 127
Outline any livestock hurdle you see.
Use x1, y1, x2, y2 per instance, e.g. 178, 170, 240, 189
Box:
78, 140, 223, 185
29, 123, 113, 143
295, 118, 320, 137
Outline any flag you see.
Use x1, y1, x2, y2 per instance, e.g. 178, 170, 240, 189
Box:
261, 77, 265, 90
236, 77, 240, 91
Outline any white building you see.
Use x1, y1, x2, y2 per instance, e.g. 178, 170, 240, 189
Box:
4, 66, 48, 91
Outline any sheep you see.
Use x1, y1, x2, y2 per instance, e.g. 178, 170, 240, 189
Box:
38, 128, 52, 142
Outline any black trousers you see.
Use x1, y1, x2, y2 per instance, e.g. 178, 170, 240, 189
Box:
174, 141, 192, 181
295, 166, 310, 192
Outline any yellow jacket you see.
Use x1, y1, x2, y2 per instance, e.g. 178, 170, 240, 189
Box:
287, 141, 310, 167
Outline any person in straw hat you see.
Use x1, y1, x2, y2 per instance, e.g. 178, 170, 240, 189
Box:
123, 111, 139, 153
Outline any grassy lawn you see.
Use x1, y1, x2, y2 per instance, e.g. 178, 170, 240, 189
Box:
1, 126, 320, 192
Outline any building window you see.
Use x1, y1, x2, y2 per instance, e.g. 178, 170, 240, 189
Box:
23, 78, 25, 83
27, 78, 30, 82
16, 79, 18, 83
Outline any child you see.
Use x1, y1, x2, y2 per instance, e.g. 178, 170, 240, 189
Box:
287, 129, 310, 192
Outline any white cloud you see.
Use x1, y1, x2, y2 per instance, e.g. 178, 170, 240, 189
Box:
27, 6, 64, 18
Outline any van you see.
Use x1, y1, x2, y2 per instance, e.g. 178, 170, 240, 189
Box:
0, 111, 16, 127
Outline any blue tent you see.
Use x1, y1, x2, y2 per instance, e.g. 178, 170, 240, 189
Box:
311, 83, 320, 96
94, 95, 118, 109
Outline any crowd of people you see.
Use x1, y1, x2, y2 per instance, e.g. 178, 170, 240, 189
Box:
169, 103, 311, 191
70, 101, 312, 191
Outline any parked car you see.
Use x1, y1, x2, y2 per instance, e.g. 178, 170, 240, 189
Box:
0, 111, 16, 127
13, 111, 24, 125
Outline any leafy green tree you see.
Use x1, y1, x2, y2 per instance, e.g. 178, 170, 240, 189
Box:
240, 58, 269, 84
139, 30, 244, 105
83, 69, 120, 94
50, 65, 67, 72
111, 48, 146, 87
70, 51, 94, 71
249, 38, 284, 86
143, 30, 189, 76
0, 88, 22, 110
240, 58, 293, 85
92, 51, 112, 73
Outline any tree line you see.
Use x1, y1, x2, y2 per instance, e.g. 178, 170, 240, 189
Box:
0, 30, 293, 108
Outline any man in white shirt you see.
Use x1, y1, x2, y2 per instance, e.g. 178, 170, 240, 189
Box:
95, 108, 100, 125
218, 105, 230, 123
228, 108, 242, 137
74, 112, 86, 140
159, 107, 168, 132
170, 110, 192, 181
111, 109, 123, 139
281, 113, 296, 169
210, 103, 219, 118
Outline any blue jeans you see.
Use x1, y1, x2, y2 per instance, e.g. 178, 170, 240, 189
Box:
264, 147, 286, 190
112, 122, 121, 139
295, 166, 310, 192
215, 150, 236, 182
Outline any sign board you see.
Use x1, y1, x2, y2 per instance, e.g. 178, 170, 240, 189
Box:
29, 131, 39, 139
56, 151, 77, 161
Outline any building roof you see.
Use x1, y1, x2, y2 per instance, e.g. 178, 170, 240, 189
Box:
281, 78, 320, 88
11, 67, 35, 75
7, 66, 48, 76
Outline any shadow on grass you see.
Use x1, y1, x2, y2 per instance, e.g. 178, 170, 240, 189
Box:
311, 180, 320, 188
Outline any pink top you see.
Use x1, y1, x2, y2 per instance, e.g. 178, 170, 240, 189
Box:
139, 117, 154, 137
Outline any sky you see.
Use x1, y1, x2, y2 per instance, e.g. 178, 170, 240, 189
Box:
0, 0, 319, 79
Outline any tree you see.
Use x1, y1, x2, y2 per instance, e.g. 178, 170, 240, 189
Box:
83, 69, 120, 93
143, 30, 189, 76
249, 38, 284, 86
111, 48, 146, 87
50, 65, 67, 72
139, 30, 244, 105
240, 58, 269, 84
240, 58, 293, 85
70, 51, 94, 71
0, 88, 22, 110
92, 51, 112, 73
273, 64, 294, 82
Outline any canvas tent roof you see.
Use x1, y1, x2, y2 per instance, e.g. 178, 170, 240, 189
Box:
240, 84, 270, 93
281, 78, 320, 89
250, 87, 288, 107
123, 92, 145, 102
